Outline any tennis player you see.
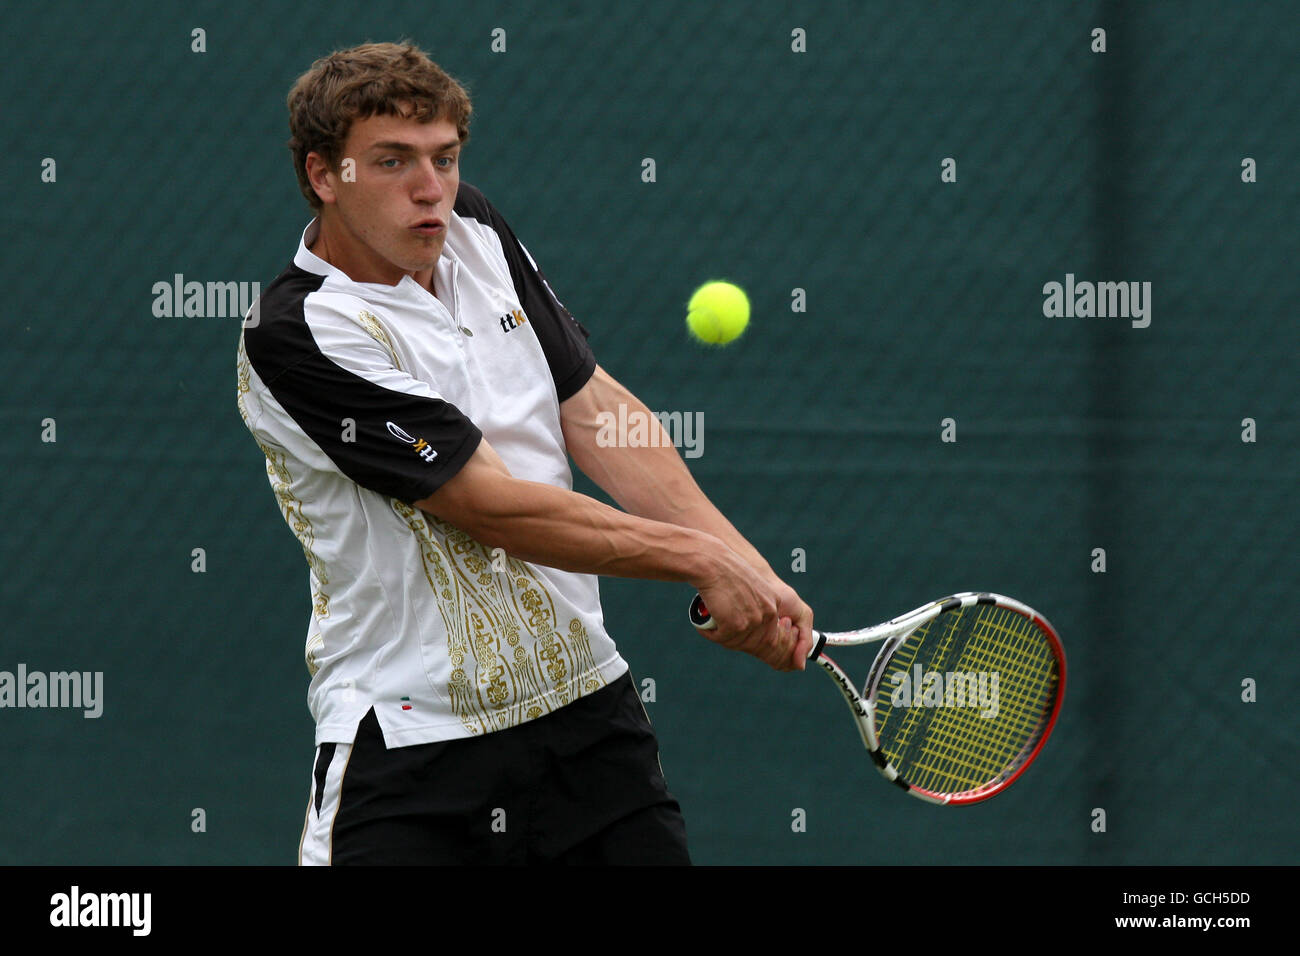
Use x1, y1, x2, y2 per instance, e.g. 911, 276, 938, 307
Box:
236, 41, 814, 865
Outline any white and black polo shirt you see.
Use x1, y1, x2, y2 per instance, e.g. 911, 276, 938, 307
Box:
236, 182, 628, 748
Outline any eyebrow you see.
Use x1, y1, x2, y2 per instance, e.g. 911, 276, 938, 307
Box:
368, 139, 462, 154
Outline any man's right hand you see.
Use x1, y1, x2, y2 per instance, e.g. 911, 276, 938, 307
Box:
693, 553, 814, 672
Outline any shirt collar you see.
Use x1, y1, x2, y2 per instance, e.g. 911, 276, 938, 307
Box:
293, 218, 340, 277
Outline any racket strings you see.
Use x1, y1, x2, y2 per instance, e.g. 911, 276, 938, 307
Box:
908, 611, 1056, 793
909, 611, 1056, 790
878, 613, 990, 780
873, 606, 1059, 797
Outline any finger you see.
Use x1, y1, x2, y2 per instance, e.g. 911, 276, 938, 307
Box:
792, 628, 816, 671
771, 617, 796, 671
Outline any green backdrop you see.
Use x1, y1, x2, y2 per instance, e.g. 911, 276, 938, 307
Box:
2, 0, 1296, 864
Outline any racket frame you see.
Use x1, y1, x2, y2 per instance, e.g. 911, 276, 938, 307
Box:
689, 590, 1066, 806
817, 591, 1065, 805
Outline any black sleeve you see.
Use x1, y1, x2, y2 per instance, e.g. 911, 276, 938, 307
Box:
454, 182, 597, 401
243, 267, 482, 505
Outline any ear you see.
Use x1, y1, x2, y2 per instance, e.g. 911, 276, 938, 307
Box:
305, 152, 339, 205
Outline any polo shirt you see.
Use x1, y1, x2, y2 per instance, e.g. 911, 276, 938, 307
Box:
236, 182, 628, 747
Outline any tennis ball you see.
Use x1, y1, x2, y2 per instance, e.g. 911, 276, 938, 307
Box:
686, 281, 750, 345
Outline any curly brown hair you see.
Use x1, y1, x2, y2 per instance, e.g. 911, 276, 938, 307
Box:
287, 41, 472, 209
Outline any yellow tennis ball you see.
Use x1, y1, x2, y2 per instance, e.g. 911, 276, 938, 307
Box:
686, 281, 750, 345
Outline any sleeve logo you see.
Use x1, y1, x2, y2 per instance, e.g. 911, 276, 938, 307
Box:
386, 421, 439, 463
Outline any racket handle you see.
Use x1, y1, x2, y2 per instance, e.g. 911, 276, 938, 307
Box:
688, 593, 828, 660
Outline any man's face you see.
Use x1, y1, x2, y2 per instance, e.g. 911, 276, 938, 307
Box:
310, 111, 462, 284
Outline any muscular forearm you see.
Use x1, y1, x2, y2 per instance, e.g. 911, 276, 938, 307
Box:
548, 366, 813, 670
564, 391, 775, 579
605, 450, 773, 578
419, 464, 728, 587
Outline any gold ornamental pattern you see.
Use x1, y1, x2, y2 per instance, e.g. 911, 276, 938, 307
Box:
238, 335, 331, 674
392, 499, 606, 734
356, 309, 402, 369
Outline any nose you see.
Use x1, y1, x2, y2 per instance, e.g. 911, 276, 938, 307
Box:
411, 157, 444, 204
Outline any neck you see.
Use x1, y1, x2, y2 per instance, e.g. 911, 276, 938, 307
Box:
310, 214, 435, 290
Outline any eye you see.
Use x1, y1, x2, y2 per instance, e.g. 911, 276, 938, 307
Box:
436, 155, 458, 169
379, 158, 401, 168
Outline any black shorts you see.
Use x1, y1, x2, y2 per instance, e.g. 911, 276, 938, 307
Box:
299, 672, 690, 865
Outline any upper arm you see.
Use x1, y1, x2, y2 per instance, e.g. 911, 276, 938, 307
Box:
242, 292, 481, 504
559, 365, 695, 516
559, 364, 625, 461
412, 437, 514, 536
558, 363, 604, 427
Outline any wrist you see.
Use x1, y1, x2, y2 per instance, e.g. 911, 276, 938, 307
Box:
678, 530, 731, 589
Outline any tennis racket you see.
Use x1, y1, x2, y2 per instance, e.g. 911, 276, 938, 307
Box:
689, 591, 1065, 805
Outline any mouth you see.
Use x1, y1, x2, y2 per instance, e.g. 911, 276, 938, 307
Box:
411, 218, 445, 236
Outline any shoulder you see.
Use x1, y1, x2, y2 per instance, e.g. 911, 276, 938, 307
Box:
452, 181, 497, 227
245, 265, 385, 359
255, 263, 326, 319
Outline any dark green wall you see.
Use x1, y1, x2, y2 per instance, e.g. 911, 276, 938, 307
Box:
2, 1, 1295, 864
